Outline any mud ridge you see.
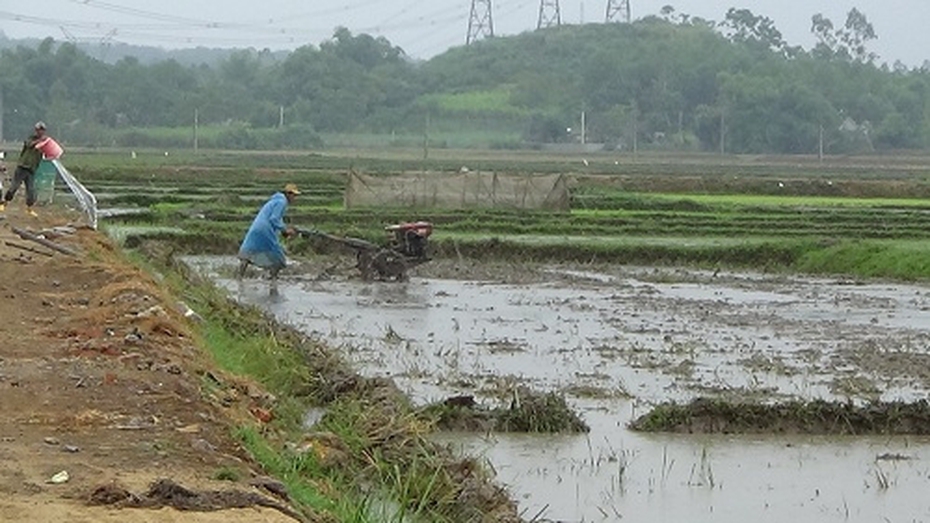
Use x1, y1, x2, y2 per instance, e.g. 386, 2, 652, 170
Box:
89, 479, 307, 522
632, 398, 930, 435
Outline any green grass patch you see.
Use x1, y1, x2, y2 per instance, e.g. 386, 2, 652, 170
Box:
234, 425, 370, 521
212, 466, 242, 482
638, 192, 930, 209
420, 88, 527, 117
797, 240, 930, 281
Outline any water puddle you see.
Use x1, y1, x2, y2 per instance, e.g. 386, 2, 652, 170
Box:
302, 408, 326, 430
106, 225, 186, 243
98, 207, 153, 219
185, 256, 930, 521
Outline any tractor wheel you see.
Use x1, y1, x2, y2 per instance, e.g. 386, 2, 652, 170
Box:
372, 250, 408, 281
356, 251, 378, 281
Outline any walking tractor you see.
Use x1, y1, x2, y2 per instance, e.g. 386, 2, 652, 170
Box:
298, 221, 434, 281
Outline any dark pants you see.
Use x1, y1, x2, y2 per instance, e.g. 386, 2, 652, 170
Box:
5, 166, 37, 207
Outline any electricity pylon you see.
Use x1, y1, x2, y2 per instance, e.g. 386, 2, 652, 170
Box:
467, 0, 494, 44
606, 0, 631, 23
537, 0, 561, 29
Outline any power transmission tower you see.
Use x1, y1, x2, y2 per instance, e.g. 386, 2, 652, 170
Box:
605, 0, 631, 23
467, 0, 494, 45
537, 0, 561, 29
59, 26, 79, 45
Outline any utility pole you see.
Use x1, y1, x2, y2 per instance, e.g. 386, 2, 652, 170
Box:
719, 112, 726, 155
537, 0, 561, 29
0, 85, 4, 144
193, 108, 199, 153
630, 101, 639, 158
819, 124, 824, 162
632, 115, 638, 157
605, 0, 631, 23
423, 111, 431, 160
580, 110, 586, 145
678, 110, 684, 147
279, 106, 285, 128
467, 0, 494, 45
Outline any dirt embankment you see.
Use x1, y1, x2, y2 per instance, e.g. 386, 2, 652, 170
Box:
0, 212, 299, 522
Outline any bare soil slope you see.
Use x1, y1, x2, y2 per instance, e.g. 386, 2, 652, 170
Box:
0, 209, 297, 522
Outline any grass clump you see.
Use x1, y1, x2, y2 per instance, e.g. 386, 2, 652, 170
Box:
423, 389, 590, 434
212, 466, 242, 482
315, 399, 519, 522
497, 390, 590, 433
631, 398, 930, 435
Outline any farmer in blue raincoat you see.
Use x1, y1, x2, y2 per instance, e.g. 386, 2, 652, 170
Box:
237, 183, 300, 279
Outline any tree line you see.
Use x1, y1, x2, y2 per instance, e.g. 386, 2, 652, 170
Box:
1, 7, 928, 154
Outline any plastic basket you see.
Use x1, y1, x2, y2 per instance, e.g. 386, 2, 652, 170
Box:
35, 160, 57, 205
35, 137, 64, 160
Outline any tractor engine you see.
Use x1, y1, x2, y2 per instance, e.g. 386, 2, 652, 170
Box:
386, 221, 433, 260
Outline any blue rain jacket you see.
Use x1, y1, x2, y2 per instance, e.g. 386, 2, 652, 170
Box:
238, 192, 289, 270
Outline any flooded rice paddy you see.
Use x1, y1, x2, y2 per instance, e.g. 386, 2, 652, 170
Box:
185, 256, 930, 522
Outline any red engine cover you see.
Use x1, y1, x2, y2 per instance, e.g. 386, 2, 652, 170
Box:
386, 221, 433, 238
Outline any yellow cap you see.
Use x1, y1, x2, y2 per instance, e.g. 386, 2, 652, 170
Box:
284, 183, 301, 195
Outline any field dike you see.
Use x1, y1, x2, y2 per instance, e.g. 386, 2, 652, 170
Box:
137, 240, 588, 522
118, 225, 930, 282
122, 227, 809, 268
632, 398, 930, 435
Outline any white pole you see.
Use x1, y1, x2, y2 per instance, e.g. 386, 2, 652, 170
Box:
819, 124, 824, 162
719, 112, 725, 155
423, 111, 431, 160
581, 111, 586, 145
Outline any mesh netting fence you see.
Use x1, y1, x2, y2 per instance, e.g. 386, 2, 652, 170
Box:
52, 159, 98, 229
345, 171, 570, 212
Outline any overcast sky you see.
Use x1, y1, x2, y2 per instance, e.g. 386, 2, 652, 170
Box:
1, 0, 927, 65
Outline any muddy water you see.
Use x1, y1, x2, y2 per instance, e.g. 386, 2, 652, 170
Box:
186, 256, 930, 522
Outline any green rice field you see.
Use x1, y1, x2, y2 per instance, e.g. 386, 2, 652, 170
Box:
57, 149, 930, 281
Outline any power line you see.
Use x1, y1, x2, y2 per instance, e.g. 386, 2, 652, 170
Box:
266, 0, 387, 23
402, 15, 472, 57
376, 0, 435, 27
64, 0, 218, 27
23, 1, 468, 43
365, 9, 468, 37
9, 0, 628, 57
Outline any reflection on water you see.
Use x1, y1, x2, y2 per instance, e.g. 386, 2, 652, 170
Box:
185, 256, 930, 522
438, 408, 930, 523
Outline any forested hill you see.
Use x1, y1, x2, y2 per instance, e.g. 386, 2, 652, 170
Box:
422, 15, 930, 153
1, 9, 928, 154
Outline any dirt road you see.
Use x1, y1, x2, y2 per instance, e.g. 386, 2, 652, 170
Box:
0, 209, 296, 522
